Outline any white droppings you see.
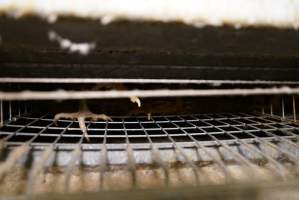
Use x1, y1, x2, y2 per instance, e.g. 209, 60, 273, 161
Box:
100, 15, 115, 25
193, 21, 207, 28
48, 31, 56, 41
69, 43, 96, 55
47, 14, 57, 24
48, 31, 96, 56
234, 23, 242, 29
60, 39, 71, 49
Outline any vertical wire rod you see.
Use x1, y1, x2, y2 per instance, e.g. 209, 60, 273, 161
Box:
26, 144, 55, 195
270, 103, 273, 116
281, 97, 285, 120
150, 145, 170, 186
123, 120, 137, 188
225, 131, 289, 179
187, 135, 233, 183
0, 143, 30, 180
18, 102, 21, 117
140, 120, 170, 186
0, 115, 45, 180
126, 143, 137, 187
53, 120, 80, 193
159, 125, 200, 186
8, 101, 12, 121
99, 120, 109, 189
64, 121, 84, 193
172, 142, 200, 186
24, 103, 27, 115
99, 144, 108, 188
293, 96, 297, 122
170, 117, 233, 183
203, 129, 257, 178
0, 100, 3, 127
245, 131, 299, 164
64, 143, 82, 193
0, 114, 46, 171
25, 119, 65, 195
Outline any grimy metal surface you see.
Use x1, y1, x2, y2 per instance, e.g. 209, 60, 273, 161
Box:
3, 181, 298, 200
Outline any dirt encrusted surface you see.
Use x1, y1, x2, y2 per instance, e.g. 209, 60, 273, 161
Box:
0, 161, 297, 196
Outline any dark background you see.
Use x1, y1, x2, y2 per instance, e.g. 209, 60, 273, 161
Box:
1, 16, 299, 81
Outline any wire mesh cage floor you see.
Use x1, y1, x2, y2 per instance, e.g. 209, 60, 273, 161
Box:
0, 112, 298, 196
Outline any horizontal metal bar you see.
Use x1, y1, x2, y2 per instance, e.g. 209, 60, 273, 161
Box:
1, 78, 299, 85
1, 87, 299, 100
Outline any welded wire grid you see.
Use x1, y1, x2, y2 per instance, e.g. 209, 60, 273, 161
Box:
0, 112, 298, 146
0, 112, 298, 194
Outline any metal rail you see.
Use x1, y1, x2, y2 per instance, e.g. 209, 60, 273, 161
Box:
1, 87, 299, 100
1, 78, 299, 85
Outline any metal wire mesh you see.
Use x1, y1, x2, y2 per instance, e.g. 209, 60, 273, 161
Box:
0, 113, 298, 146
0, 112, 298, 195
